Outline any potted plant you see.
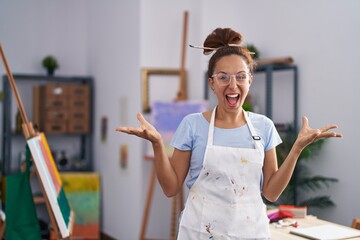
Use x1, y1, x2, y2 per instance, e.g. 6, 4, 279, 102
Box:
269, 126, 338, 209
42, 55, 59, 76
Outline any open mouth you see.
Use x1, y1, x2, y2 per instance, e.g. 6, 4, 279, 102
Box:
226, 94, 240, 106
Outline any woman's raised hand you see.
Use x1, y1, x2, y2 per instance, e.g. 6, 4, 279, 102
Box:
295, 116, 343, 151
116, 113, 161, 144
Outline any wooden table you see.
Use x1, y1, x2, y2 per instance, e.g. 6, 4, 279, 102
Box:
270, 216, 360, 239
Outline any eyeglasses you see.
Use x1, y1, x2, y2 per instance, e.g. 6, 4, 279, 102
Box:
211, 71, 251, 86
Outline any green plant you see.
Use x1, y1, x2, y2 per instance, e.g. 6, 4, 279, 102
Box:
246, 43, 260, 59
42, 55, 59, 75
270, 125, 338, 209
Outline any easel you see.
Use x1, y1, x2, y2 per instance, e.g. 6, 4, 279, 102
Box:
140, 11, 188, 240
140, 157, 184, 240
175, 11, 188, 102
0, 43, 74, 239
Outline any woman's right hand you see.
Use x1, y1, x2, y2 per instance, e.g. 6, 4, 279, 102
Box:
115, 113, 162, 144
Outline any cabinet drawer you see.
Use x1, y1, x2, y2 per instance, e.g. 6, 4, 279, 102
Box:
43, 96, 69, 109
69, 84, 90, 99
41, 84, 70, 97
69, 110, 89, 121
43, 121, 67, 134
69, 99, 89, 110
44, 109, 69, 121
68, 120, 89, 134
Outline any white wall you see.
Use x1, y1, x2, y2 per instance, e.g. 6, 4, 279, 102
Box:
87, 1, 142, 239
0, 0, 88, 75
1, 0, 360, 239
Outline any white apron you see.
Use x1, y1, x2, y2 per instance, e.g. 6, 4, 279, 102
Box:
177, 107, 270, 240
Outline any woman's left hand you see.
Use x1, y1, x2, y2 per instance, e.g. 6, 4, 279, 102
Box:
295, 116, 343, 151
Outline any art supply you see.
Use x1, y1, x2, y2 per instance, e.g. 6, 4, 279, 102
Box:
290, 224, 360, 240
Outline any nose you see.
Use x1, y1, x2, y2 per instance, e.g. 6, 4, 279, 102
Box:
228, 75, 238, 88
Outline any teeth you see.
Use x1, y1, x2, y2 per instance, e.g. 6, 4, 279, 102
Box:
227, 94, 239, 98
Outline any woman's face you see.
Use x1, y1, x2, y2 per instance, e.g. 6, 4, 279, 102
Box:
209, 54, 252, 112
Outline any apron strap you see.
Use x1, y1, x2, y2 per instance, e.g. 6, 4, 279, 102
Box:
207, 107, 217, 146
244, 111, 263, 151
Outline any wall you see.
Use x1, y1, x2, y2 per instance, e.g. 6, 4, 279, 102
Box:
0, 1, 88, 75
87, 1, 142, 239
1, 0, 360, 239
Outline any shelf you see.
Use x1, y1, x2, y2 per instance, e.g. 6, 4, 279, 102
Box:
253, 63, 298, 134
1, 74, 94, 174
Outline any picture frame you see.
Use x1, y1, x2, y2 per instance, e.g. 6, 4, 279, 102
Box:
141, 68, 185, 113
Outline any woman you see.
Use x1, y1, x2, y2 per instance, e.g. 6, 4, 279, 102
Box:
116, 28, 342, 239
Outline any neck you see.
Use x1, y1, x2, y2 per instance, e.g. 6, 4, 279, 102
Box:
215, 107, 246, 128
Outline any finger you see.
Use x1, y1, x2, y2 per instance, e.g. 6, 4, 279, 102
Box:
319, 124, 338, 133
334, 133, 343, 138
302, 116, 309, 128
115, 127, 135, 134
317, 131, 343, 139
327, 132, 343, 138
127, 128, 142, 136
116, 127, 141, 135
137, 113, 150, 126
115, 127, 129, 132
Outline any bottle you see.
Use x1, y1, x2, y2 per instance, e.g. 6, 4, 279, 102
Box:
58, 150, 69, 170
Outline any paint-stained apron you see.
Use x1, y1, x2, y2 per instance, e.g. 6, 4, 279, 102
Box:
177, 107, 270, 239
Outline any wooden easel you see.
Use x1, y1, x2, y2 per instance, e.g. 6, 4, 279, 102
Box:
175, 10, 188, 102
140, 157, 184, 240
140, 11, 188, 240
0, 43, 74, 239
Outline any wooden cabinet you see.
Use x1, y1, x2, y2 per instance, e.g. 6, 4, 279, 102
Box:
2, 74, 94, 174
33, 83, 90, 134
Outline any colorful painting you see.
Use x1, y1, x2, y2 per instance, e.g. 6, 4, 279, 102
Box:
27, 133, 72, 238
60, 172, 100, 239
149, 101, 208, 156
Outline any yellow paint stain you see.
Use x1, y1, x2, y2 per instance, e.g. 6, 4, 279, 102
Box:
241, 157, 248, 164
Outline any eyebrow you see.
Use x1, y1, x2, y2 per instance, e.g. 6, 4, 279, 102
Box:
217, 70, 248, 74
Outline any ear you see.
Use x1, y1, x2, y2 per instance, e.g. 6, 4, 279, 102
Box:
208, 77, 215, 91
248, 74, 253, 85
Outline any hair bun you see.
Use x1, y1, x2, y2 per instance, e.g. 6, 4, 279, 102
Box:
203, 28, 243, 55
